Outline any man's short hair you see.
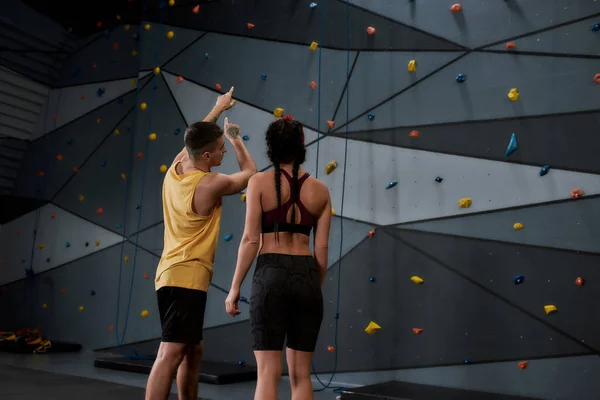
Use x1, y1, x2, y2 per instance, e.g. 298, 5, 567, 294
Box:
184, 122, 223, 159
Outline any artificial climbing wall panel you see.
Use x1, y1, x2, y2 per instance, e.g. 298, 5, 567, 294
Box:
138, 24, 204, 72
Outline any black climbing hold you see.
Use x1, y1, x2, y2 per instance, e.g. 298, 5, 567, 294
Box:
85, 242, 89, 247
96, 88, 105, 97
514, 275, 524, 285
46, 258, 51, 263
135, 205, 140, 210
90, 290, 96, 296
435, 176, 443, 183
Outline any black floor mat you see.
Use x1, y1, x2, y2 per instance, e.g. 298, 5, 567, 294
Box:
95, 357, 257, 385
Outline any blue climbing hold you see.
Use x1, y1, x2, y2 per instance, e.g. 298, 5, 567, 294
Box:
66, 242, 71, 248
67, 138, 73, 145
90, 290, 96, 296
435, 176, 443, 183
152, 81, 158, 90
238, 360, 245, 366
242, 135, 249, 141
224, 233, 233, 241
96, 88, 105, 97
367, 113, 375, 121
205, 53, 209, 59
115, 223, 121, 229
591, 23, 600, 32
261, 73, 267, 81
309, 2, 317, 8
240, 296, 249, 304
386, 180, 398, 190
540, 165, 551, 176
369, 276, 375, 282
463, 358, 472, 365
174, 128, 181, 135
514, 275, 524, 285
101, 161, 107, 167
505, 133, 518, 157
456, 73, 466, 83
25, 268, 35, 278
46, 258, 51, 263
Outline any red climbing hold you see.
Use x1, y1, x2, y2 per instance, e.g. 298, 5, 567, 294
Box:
80, 95, 85, 100
52, 115, 58, 121
51, 213, 56, 220
215, 83, 222, 91
96, 207, 104, 215
55, 154, 62, 161
594, 74, 600, 84
326, 120, 335, 129
576, 277, 584, 286
413, 328, 423, 335
505, 41, 516, 49
108, 325, 114, 332
571, 189, 584, 199
61, 289, 67, 295
247, 23, 255, 30
310, 81, 317, 90
38, 171, 44, 177
366, 27, 376, 35
93, 63, 97, 69
137, 152, 143, 159
368, 229, 375, 238
409, 130, 420, 138
177, 76, 184, 83
144, 273, 149, 280
518, 361, 528, 370
97, 21, 102, 28
73, 167, 79, 173
113, 42, 119, 50
327, 346, 335, 353
192, 4, 200, 14
97, 118, 102, 125
451, 3, 462, 12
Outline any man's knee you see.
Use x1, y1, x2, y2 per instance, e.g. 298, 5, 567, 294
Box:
157, 342, 187, 366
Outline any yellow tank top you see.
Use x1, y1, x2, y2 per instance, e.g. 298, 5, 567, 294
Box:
155, 161, 222, 292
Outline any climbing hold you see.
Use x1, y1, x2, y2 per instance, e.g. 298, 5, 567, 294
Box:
124, 24, 130, 30
73, 167, 79, 173
95, 241, 100, 247
242, 135, 249, 141
413, 328, 423, 335
518, 361, 528, 370
166, 31, 174, 39
594, 74, 600, 84
90, 290, 96, 296
365, 321, 381, 335
238, 360, 245, 366
192, 5, 200, 14
80, 94, 85, 100
309, 42, 318, 51
505, 133, 518, 157
149, 133, 157, 141
176, 76, 184, 83
141, 310, 149, 318
61, 289, 67, 295
408, 60, 417, 72
247, 23, 255, 30
204, 53, 209, 59
97, 118, 102, 125
108, 326, 114, 332
514, 275, 524, 285
435, 176, 443, 183
38, 243, 45, 249
369, 276, 375, 282
125, 256, 129, 263
273, 108, 284, 118
114, 128, 120, 135
575, 277, 584, 286
544, 305, 557, 315
331, 209, 336, 216
327, 346, 335, 352
137, 152, 143, 159
215, 83, 222, 91
326, 120, 335, 129
368, 229, 375, 238
115, 223, 121, 229
506, 41, 516, 49
410, 276, 424, 284
450, 3, 462, 12
310, 2, 317, 8
325, 160, 338, 175
121, 173, 126, 180
78, 194, 84, 201
130, 79, 137, 87
169, 0, 175, 5
409, 130, 420, 138
42, 304, 47, 309
140, 102, 147, 110
144, 24, 151, 31
96, 208, 104, 215
154, 67, 161, 75
261, 73, 267, 81
540, 165, 551, 176
50, 213, 56, 219
458, 198, 472, 208
52, 115, 58, 121
79, 306, 84, 312
25, 268, 35, 278
97, 21, 102, 28
240, 193, 247, 202
310, 81, 317, 90
508, 88, 520, 101
464, 359, 473, 365
366, 26, 376, 35
386, 180, 398, 190
132, 50, 138, 57
66, 242, 71, 248
96, 87, 105, 97
160, 165, 167, 173
367, 113, 375, 121
113, 42, 119, 50
224, 233, 233, 242
85, 242, 89, 247
144, 273, 149, 280
456, 73, 466, 83
240, 296, 248, 303
174, 128, 181, 135
513, 222, 524, 230
592, 23, 600, 32
38, 171, 44, 177
571, 188, 584, 199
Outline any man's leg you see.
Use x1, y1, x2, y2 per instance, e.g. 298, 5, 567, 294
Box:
146, 341, 187, 400
176, 341, 203, 400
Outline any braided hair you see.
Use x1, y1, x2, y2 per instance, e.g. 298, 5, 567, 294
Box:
266, 116, 306, 242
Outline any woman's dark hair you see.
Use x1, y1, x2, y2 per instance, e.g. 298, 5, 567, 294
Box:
265, 116, 306, 242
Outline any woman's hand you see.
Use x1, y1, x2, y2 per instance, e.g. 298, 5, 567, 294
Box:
225, 287, 242, 317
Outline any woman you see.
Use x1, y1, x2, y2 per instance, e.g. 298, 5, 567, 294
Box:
225, 115, 332, 400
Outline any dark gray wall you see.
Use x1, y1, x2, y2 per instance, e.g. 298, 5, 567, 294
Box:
2, 2, 600, 399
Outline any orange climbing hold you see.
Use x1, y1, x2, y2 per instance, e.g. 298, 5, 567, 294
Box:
594, 74, 600, 84
215, 83, 222, 91
451, 3, 462, 12
247, 23, 255, 30
108, 326, 114, 332
327, 346, 335, 353
137, 152, 143, 159
38, 171, 44, 177
571, 188, 584, 199
144, 273, 149, 280
518, 361, 528, 370
56, 154, 62, 161
505, 41, 516, 49
80, 95, 85, 100
96, 207, 104, 215
368, 229, 375, 238
326, 120, 335, 129
177, 76, 184, 83
192, 4, 200, 14
413, 328, 423, 335
409, 130, 420, 138
52, 115, 58, 121
310, 81, 317, 90
61, 289, 67, 295
51, 213, 56, 220
366, 26, 376, 35
73, 167, 79, 173
97, 118, 102, 125
575, 277, 584, 286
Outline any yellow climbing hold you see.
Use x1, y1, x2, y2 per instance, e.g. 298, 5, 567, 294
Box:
273, 108, 284, 118
141, 310, 149, 318
124, 256, 129, 263
544, 305, 557, 315
121, 173, 126, 180
140, 102, 147, 110
149, 133, 157, 141
130, 79, 136, 86
408, 59, 417, 72
114, 128, 120, 135
325, 160, 338, 175
154, 67, 161, 75
169, 0, 175, 5
410, 276, 424, 284
78, 194, 85, 201
132, 50, 138, 57
144, 23, 151, 31
331, 209, 337, 216
39, 243, 45, 249
458, 197, 472, 208
124, 24, 130, 30
513, 222, 524, 230
160, 165, 167, 173
95, 241, 100, 247
167, 31, 175, 39
309, 41, 318, 51
78, 306, 84, 312
508, 88, 520, 101
365, 321, 381, 335
42, 304, 47, 309
240, 193, 247, 202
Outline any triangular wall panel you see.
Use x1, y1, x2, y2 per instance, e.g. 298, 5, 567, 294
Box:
0, 204, 125, 286
14, 88, 139, 200
341, 52, 600, 132
139, 23, 204, 71
303, 136, 600, 225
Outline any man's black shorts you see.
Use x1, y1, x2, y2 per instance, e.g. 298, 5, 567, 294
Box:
156, 286, 207, 345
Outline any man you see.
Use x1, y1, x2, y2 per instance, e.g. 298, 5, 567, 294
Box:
146, 87, 257, 400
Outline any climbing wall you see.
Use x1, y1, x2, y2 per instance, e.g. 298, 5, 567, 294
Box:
2, 1, 600, 398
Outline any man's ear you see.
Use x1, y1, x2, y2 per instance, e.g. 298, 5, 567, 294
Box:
201, 151, 211, 161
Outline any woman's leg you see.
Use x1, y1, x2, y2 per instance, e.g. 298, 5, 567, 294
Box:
286, 348, 314, 400
254, 350, 284, 400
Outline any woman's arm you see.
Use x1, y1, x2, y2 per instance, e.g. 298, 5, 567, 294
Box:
313, 186, 332, 287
